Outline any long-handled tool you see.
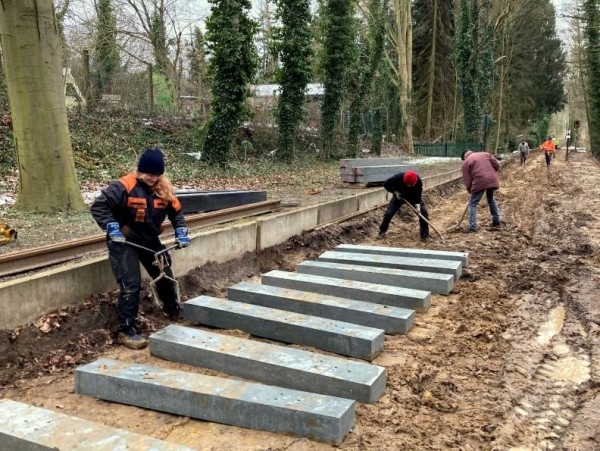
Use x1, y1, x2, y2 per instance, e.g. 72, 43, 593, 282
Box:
447, 204, 469, 233
402, 201, 446, 243
124, 241, 183, 309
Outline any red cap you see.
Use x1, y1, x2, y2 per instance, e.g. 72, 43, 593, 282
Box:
403, 170, 418, 186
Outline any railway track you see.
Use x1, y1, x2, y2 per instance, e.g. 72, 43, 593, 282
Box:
0, 200, 280, 279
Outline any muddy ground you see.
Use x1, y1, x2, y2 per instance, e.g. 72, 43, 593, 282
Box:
1, 150, 599, 450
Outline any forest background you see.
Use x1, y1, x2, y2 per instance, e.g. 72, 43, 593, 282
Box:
0, 0, 595, 214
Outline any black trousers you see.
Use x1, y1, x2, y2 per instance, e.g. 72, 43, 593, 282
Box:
107, 241, 179, 333
379, 197, 429, 238
520, 151, 527, 165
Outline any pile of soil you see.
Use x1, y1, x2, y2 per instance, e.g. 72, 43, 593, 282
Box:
1, 150, 599, 450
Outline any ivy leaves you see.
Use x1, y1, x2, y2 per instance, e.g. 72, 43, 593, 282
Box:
203, 0, 258, 166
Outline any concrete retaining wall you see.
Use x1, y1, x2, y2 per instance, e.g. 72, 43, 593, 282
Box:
256, 206, 318, 251
0, 256, 116, 329
357, 189, 387, 211
173, 222, 258, 276
422, 169, 463, 190
0, 168, 467, 329
317, 196, 359, 225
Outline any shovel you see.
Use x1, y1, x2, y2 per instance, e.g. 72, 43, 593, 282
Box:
447, 204, 469, 233
402, 201, 446, 243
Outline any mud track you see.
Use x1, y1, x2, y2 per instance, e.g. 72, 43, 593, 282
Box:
1, 151, 599, 450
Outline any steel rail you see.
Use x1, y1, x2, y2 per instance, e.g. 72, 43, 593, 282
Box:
0, 200, 280, 279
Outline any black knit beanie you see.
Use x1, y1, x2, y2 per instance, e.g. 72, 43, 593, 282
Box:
137, 147, 165, 175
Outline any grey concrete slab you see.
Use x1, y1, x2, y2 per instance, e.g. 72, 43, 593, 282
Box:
149, 325, 386, 404
261, 270, 431, 312
75, 358, 355, 445
183, 295, 384, 360
175, 190, 267, 214
0, 399, 192, 450
352, 166, 418, 184
336, 244, 469, 267
227, 282, 415, 334
340, 158, 417, 169
319, 251, 462, 280
297, 260, 454, 295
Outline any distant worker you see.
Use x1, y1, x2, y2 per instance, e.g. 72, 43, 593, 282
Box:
91, 147, 191, 350
540, 136, 556, 168
460, 150, 501, 232
518, 140, 530, 165
379, 170, 430, 241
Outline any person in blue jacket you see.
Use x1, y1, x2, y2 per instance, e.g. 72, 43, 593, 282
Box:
91, 147, 190, 349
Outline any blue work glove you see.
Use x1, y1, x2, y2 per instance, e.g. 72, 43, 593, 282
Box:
106, 222, 125, 243
175, 227, 191, 248
415, 204, 421, 213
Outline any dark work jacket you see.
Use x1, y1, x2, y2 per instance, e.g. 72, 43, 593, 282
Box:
91, 173, 185, 248
383, 172, 423, 205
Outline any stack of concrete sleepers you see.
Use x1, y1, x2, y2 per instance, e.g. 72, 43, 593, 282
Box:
340, 158, 418, 185
70, 244, 467, 446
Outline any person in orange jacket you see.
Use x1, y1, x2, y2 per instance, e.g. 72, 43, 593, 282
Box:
91, 148, 190, 350
540, 136, 556, 168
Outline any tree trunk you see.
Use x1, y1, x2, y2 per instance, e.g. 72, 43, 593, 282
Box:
494, 27, 507, 155
394, 0, 413, 153
0, 0, 85, 212
82, 48, 91, 109
425, 0, 437, 139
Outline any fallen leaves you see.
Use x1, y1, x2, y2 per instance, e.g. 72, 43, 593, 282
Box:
33, 311, 69, 333
304, 187, 324, 195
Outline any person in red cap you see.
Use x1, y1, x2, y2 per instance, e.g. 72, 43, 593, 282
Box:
378, 170, 429, 241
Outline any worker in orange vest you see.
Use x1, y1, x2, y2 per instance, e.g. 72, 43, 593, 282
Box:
540, 136, 556, 168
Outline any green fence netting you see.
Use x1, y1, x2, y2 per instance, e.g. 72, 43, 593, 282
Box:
414, 142, 483, 157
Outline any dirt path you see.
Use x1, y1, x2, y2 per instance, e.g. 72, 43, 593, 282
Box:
1, 151, 599, 450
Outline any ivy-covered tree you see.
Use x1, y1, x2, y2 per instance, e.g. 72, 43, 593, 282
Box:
478, 0, 494, 115
347, 0, 386, 157
503, 1, 565, 129
202, 0, 258, 166
188, 26, 208, 87
149, 7, 172, 80
319, 0, 357, 158
273, 0, 313, 160
455, 0, 495, 144
584, 0, 600, 154
92, 0, 120, 104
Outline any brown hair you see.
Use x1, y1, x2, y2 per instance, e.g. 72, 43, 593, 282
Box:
134, 170, 175, 202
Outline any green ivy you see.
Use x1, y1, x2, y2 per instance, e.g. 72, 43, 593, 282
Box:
152, 73, 176, 113
273, 0, 313, 161
455, 0, 481, 142
202, 0, 258, 167
534, 115, 551, 145
319, 0, 357, 159
92, 0, 120, 104
478, 0, 495, 115
347, 0, 386, 157
584, 0, 600, 155
188, 26, 208, 86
